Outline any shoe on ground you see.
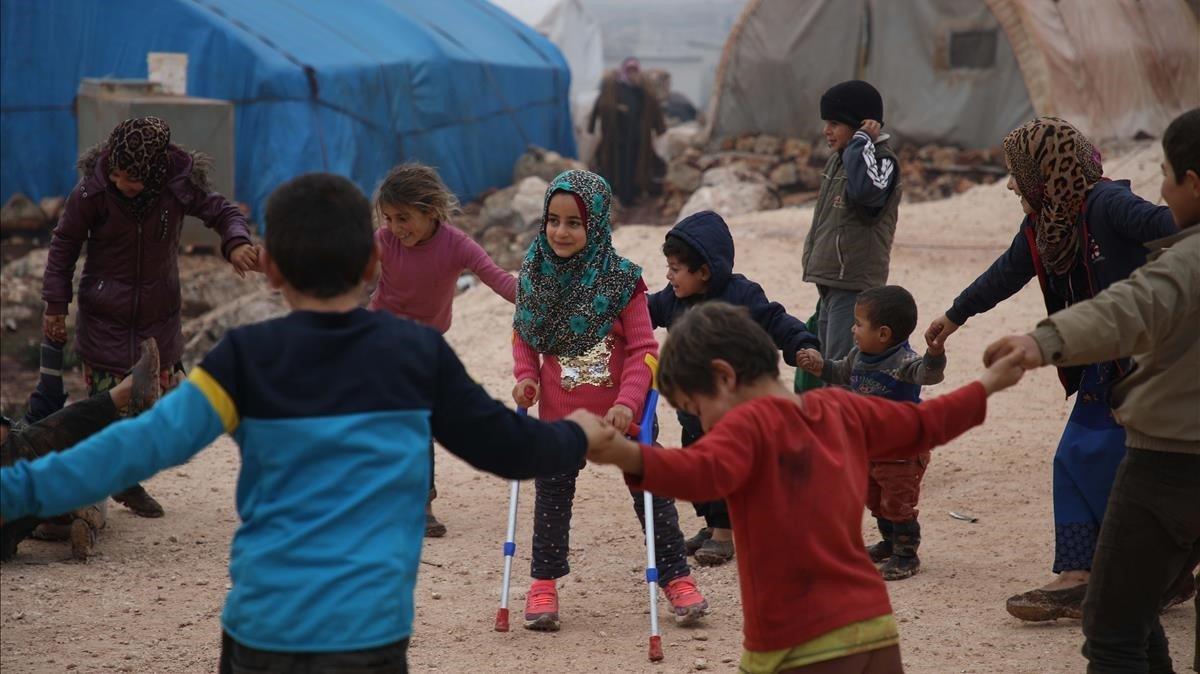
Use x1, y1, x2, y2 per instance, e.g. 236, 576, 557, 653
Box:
1161, 574, 1196, 612
1005, 583, 1087, 621
694, 538, 734, 567
867, 539, 893, 563
424, 506, 447, 538
684, 527, 711, 556
69, 518, 95, 561
112, 485, 164, 518
129, 339, 161, 414
663, 575, 709, 626
523, 579, 560, 631
880, 554, 919, 581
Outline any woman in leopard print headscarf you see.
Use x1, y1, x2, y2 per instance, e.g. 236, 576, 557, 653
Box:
924, 116, 1178, 622
1002, 116, 1104, 275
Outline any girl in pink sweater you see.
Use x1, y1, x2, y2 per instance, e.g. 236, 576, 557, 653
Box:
511, 169, 709, 632
368, 164, 517, 537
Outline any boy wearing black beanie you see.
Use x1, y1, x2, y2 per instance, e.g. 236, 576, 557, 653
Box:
802, 80, 902, 362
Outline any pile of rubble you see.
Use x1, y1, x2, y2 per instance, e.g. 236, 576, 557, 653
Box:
659, 127, 1008, 223
0, 193, 64, 238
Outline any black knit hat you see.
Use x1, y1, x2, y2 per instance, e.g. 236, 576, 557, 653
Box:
820, 80, 884, 129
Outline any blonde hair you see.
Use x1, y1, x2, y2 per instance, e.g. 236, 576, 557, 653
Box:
374, 163, 459, 223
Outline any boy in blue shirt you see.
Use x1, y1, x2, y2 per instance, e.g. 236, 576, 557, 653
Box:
798, 285, 945, 580
1, 173, 610, 673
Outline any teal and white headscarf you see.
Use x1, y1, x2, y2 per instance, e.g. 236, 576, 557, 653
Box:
514, 170, 643, 357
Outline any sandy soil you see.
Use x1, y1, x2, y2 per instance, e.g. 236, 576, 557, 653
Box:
2, 144, 1194, 673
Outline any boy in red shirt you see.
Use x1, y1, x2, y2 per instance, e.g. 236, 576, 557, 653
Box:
587, 302, 1025, 673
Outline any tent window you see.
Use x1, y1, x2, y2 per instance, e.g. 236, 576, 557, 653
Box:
948, 29, 997, 69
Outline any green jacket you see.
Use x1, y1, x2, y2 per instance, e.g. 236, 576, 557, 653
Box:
802, 132, 902, 291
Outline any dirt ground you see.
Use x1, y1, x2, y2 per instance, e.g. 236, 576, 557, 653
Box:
1, 144, 1194, 673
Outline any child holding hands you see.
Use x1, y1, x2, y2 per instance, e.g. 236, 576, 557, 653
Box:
512, 169, 709, 632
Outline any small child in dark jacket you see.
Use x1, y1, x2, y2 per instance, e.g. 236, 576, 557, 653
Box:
648, 210, 819, 566
798, 285, 945, 580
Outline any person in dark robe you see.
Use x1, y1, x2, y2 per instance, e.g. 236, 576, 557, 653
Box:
589, 57, 666, 207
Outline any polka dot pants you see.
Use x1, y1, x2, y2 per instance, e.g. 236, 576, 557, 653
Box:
530, 468, 690, 582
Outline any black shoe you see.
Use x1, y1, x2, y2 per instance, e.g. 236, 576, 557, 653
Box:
880, 554, 920, 580
694, 538, 735, 566
867, 539, 893, 563
424, 505, 447, 538
684, 527, 711, 556
1006, 584, 1087, 621
113, 485, 164, 518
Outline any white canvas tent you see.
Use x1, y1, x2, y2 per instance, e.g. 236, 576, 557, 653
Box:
706, 0, 1200, 147
491, 0, 606, 160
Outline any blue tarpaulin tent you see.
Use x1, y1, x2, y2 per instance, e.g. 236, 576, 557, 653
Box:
0, 0, 575, 224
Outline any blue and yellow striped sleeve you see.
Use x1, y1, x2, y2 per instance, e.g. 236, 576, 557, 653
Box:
1, 378, 229, 521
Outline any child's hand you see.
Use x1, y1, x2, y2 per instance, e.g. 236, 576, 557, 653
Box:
582, 426, 643, 475
982, 334, 1044, 369
229, 243, 262, 279
978, 349, 1027, 395
924, 314, 960, 349
513, 379, 540, 408
42, 313, 67, 343
797, 348, 823, 374
604, 404, 634, 435
567, 409, 619, 448
859, 119, 882, 141
925, 341, 945, 357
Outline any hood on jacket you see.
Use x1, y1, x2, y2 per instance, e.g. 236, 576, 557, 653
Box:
667, 210, 734, 294
77, 143, 214, 192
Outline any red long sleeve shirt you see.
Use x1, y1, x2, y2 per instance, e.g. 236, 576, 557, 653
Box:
631, 382, 988, 651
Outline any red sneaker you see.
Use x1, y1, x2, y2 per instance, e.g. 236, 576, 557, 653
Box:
663, 575, 709, 626
523, 580, 560, 631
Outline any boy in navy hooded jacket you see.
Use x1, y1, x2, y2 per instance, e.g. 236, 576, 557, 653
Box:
647, 210, 819, 565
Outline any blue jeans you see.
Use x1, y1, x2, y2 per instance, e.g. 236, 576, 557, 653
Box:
815, 285, 860, 360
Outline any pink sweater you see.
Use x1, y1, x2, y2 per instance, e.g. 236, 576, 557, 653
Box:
513, 280, 658, 423
369, 223, 517, 334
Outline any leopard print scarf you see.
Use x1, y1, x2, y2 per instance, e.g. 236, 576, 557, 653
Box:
514, 170, 643, 357
1003, 117, 1103, 275
106, 116, 172, 221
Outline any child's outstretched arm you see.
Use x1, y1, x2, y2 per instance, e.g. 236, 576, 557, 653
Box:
742, 282, 820, 366
184, 178, 256, 272
842, 123, 897, 210
432, 339, 594, 479
512, 331, 542, 407
587, 405, 756, 503
1, 373, 228, 522
894, 350, 947, 386
459, 232, 517, 303
839, 350, 1025, 462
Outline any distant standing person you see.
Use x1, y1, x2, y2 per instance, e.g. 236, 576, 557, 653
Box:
589, 57, 666, 207
802, 80, 902, 361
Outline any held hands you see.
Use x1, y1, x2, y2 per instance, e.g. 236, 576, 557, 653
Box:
513, 379, 540, 407
229, 243, 264, 279
42, 313, 67, 343
604, 404, 634, 435
796, 348, 823, 375
978, 349, 1028, 395
983, 334, 1044, 370
859, 119, 882, 141
924, 314, 960, 350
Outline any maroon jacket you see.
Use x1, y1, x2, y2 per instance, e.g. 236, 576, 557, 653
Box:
42, 146, 252, 372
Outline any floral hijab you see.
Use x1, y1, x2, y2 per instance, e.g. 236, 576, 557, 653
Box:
514, 170, 643, 357
106, 116, 172, 221
1003, 116, 1103, 276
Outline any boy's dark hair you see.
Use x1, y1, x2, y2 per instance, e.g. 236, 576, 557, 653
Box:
856, 285, 918, 344
658, 302, 779, 402
1163, 108, 1200, 183
265, 173, 374, 299
662, 234, 706, 272
375, 163, 459, 224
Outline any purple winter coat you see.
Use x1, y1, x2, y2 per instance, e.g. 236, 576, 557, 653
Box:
42, 146, 252, 373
